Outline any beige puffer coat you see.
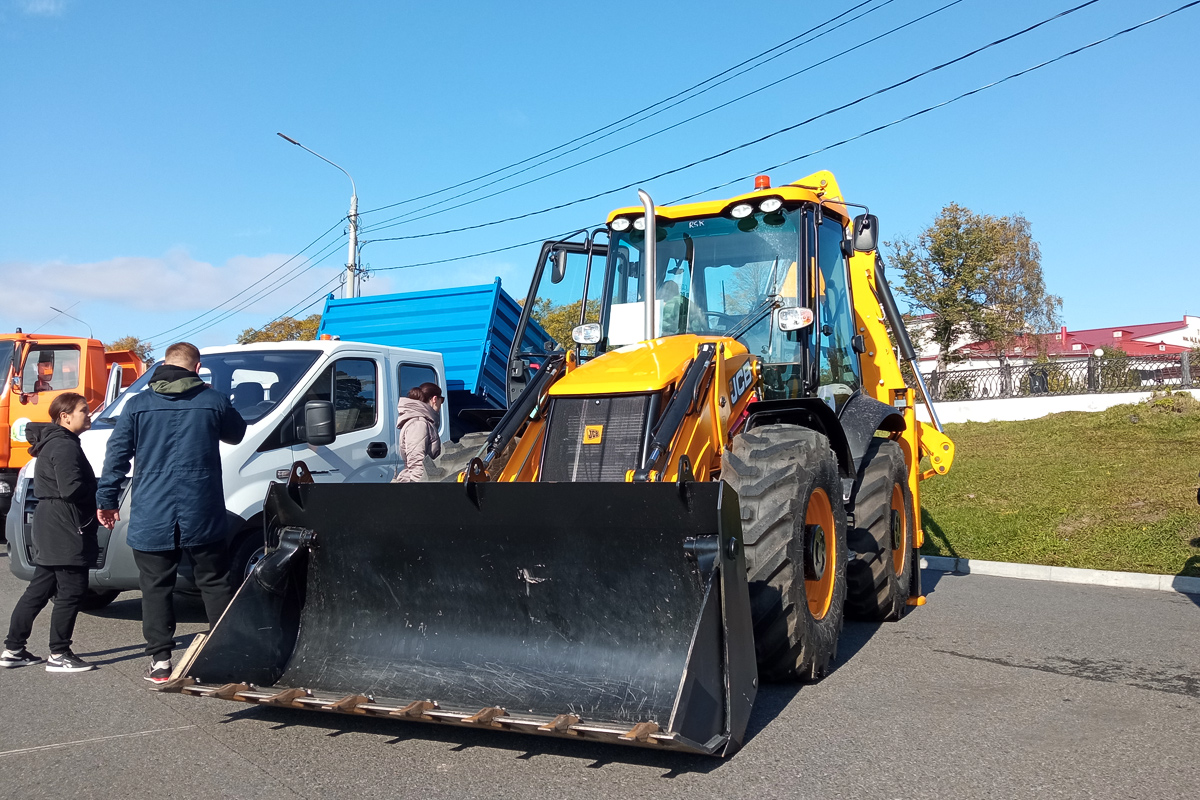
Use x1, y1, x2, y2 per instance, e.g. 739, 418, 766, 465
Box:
393, 397, 442, 482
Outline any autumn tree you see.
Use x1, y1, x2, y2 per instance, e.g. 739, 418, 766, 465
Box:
105, 336, 154, 365
887, 204, 1061, 369
237, 314, 321, 344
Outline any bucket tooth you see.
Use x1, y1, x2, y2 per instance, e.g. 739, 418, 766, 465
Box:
463, 707, 508, 726
263, 688, 307, 707
391, 700, 437, 720
323, 694, 370, 714
538, 714, 580, 734
619, 722, 660, 743
211, 683, 251, 701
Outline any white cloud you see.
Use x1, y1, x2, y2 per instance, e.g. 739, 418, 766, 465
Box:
0, 248, 346, 346
21, 0, 65, 16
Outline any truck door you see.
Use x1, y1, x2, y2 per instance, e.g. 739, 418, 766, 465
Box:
293, 354, 391, 483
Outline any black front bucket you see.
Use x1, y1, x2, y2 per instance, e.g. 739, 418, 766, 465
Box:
185, 479, 756, 755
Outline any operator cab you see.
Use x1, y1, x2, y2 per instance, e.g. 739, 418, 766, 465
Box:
509, 178, 865, 414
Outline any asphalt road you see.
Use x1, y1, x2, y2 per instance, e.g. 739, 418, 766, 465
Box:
0, 554, 1196, 799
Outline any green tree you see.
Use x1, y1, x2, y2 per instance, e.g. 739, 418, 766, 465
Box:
105, 336, 154, 365
238, 314, 321, 344
528, 298, 601, 350
887, 204, 1062, 369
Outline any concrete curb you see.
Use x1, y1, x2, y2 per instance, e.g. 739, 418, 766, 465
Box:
920, 555, 1200, 597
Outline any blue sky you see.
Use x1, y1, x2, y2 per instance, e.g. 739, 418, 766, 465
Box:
2, 0, 1197, 351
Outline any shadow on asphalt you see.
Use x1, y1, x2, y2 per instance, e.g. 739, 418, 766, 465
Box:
88, 593, 211, 624
214, 704, 739, 776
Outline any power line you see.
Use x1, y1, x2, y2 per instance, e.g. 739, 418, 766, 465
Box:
237, 274, 345, 343
170, 234, 348, 341
674, 1, 1199, 202
355, 0, 890, 218
359, 0, 964, 236
345, 0, 1193, 287
241, 1, 1198, 337
347, 0, 1105, 245
146, 217, 346, 341
371, 229, 589, 273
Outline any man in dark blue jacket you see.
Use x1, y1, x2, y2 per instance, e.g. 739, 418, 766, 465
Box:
96, 341, 246, 684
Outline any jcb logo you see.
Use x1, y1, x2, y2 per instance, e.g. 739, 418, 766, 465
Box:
729, 361, 755, 405
583, 425, 604, 444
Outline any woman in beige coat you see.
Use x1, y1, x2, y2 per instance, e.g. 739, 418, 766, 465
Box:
392, 382, 443, 482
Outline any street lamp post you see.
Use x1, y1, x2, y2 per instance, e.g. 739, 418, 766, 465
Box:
277, 132, 359, 299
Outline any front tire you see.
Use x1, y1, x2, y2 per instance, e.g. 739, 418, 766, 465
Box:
723, 424, 848, 682
846, 438, 915, 621
230, 531, 267, 584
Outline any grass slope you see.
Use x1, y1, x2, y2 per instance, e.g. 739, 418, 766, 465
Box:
919, 392, 1200, 577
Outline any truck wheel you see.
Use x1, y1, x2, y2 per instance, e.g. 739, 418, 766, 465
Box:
846, 439, 914, 621
79, 589, 121, 611
424, 431, 492, 482
724, 424, 848, 682
230, 532, 267, 583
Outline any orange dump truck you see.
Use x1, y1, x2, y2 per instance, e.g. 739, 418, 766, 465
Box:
0, 330, 145, 530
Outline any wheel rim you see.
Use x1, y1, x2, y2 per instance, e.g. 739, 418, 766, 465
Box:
244, 547, 268, 579
890, 484, 908, 576
804, 487, 836, 620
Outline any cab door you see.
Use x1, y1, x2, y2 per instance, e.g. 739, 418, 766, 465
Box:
292, 353, 392, 483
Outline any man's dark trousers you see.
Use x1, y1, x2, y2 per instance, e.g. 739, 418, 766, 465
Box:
4, 565, 88, 654
133, 527, 233, 662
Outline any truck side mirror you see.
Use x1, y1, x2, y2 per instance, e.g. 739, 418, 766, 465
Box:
852, 214, 879, 252
303, 400, 336, 446
551, 249, 569, 284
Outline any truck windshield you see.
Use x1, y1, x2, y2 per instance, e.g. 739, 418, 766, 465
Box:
604, 208, 801, 347
92, 350, 321, 427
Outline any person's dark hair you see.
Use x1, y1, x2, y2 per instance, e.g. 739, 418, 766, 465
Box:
49, 392, 87, 423
164, 341, 201, 368
407, 382, 443, 403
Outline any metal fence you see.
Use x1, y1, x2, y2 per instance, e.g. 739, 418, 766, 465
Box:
922, 352, 1194, 402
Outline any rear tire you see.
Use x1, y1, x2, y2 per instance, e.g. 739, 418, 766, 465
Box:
723, 424, 848, 682
79, 589, 121, 611
846, 439, 915, 621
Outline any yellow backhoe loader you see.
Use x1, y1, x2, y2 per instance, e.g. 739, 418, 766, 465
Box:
173, 170, 954, 757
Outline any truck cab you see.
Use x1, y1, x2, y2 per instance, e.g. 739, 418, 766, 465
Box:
6, 339, 446, 606
1, 332, 144, 532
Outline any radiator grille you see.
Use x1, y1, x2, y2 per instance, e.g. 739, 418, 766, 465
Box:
540, 395, 649, 482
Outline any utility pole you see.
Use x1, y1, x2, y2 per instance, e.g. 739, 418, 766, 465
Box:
346, 193, 359, 298
278, 132, 360, 298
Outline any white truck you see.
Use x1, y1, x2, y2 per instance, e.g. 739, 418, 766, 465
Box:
5, 340, 448, 608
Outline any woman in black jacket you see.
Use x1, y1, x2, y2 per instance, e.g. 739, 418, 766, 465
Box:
1, 392, 99, 672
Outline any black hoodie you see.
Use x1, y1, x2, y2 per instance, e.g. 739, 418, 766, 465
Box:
27, 422, 99, 568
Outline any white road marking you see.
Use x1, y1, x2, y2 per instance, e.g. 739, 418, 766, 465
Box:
0, 725, 197, 757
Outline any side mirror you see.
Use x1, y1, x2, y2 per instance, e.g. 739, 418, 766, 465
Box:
778, 306, 814, 332
550, 250, 568, 284
303, 400, 336, 446
852, 214, 879, 252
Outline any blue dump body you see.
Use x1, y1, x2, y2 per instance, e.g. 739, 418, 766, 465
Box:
318, 278, 548, 409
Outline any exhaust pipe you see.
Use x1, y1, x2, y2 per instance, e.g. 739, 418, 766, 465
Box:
638, 189, 656, 340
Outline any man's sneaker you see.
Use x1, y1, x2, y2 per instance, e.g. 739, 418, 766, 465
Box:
144, 659, 172, 684
45, 650, 96, 673
0, 648, 43, 668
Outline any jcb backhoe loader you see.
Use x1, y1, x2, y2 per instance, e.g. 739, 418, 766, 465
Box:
174, 170, 954, 757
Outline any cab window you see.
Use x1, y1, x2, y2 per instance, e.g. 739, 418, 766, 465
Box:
398, 363, 438, 396
816, 217, 861, 409
22, 345, 80, 393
